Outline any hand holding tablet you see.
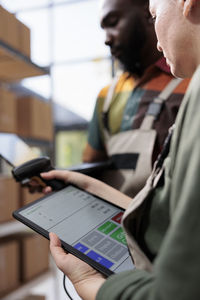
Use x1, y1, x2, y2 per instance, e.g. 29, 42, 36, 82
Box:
13, 170, 135, 299
13, 184, 134, 277
49, 232, 106, 300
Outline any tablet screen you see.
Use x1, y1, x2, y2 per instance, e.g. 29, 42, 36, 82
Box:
14, 185, 135, 276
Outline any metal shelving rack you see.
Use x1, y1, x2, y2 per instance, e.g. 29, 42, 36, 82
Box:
0, 8, 54, 298
0, 40, 49, 81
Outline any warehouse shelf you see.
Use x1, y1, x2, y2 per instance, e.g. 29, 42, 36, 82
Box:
0, 220, 32, 239
0, 40, 49, 81
0, 5, 57, 300
21, 136, 53, 147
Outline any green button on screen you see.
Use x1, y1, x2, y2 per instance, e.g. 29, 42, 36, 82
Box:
98, 221, 117, 235
110, 228, 127, 245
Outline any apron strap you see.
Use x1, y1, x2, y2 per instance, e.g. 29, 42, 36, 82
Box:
102, 73, 122, 113
140, 78, 183, 130
102, 71, 123, 139
122, 124, 175, 270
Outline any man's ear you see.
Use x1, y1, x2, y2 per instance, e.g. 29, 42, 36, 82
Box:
181, 0, 196, 17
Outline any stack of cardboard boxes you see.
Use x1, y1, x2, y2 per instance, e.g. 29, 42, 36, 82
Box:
0, 5, 31, 57
22, 296, 46, 300
0, 4, 52, 298
0, 234, 49, 297
0, 176, 19, 223
0, 5, 53, 141
0, 176, 43, 224
0, 88, 17, 133
0, 178, 50, 298
0, 238, 20, 296
0, 86, 53, 141
17, 96, 54, 141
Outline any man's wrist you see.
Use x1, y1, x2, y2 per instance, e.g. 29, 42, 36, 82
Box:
75, 277, 106, 300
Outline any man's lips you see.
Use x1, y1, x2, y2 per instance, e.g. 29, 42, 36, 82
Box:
165, 58, 170, 67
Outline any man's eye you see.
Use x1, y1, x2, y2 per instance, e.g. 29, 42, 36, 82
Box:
108, 17, 118, 27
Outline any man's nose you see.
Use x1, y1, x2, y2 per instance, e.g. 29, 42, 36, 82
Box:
104, 30, 113, 47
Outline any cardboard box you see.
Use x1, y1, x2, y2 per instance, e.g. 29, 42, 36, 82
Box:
17, 96, 53, 141
0, 6, 19, 50
0, 88, 17, 133
21, 234, 49, 282
0, 6, 8, 45
31, 99, 53, 140
7, 12, 20, 51
0, 6, 12, 47
39, 101, 54, 141
22, 296, 46, 300
17, 96, 35, 137
0, 6, 31, 56
0, 239, 20, 297
20, 187, 43, 206
18, 20, 31, 58
0, 176, 20, 223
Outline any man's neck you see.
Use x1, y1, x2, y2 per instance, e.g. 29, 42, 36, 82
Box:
131, 57, 172, 88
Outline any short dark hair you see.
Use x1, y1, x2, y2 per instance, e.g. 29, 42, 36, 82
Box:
132, 0, 148, 5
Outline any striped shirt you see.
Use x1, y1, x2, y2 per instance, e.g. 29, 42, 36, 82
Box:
88, 60, 190, 162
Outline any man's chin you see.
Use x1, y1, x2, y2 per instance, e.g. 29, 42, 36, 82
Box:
171, 69, 190, 79
124, 64, 144, 77
114, 54, 144, 77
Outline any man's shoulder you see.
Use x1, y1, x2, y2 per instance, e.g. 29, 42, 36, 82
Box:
188, 66, 200, 96
97, 72, 135, 100
98, 85, 110, 99
115, 72, 135, 93
173, 67, 200, 152
144, 71, 190, 94
183, 66, 200, 117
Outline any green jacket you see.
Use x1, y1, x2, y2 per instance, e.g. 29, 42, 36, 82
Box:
97, 66, 200, 299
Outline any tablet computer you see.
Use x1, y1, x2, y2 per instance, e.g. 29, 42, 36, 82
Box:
13, 184, 135, 277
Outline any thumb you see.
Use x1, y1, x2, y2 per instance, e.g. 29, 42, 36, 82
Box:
49, 232, 68, 268
41, 170, 70, 183
49, 232, 61, 247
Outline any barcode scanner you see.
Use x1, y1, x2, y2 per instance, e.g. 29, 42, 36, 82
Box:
12, 156, 66, 191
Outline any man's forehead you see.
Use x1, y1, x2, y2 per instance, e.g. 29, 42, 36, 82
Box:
100, 0, 133, 12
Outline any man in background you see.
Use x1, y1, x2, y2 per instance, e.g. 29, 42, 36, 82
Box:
83, 0, 190, 197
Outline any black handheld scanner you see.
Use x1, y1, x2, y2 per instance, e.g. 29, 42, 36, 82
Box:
12, 156, 66, 191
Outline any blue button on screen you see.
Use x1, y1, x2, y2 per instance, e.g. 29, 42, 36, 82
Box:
87, 250, 114, 268
74, 243, 89, 253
